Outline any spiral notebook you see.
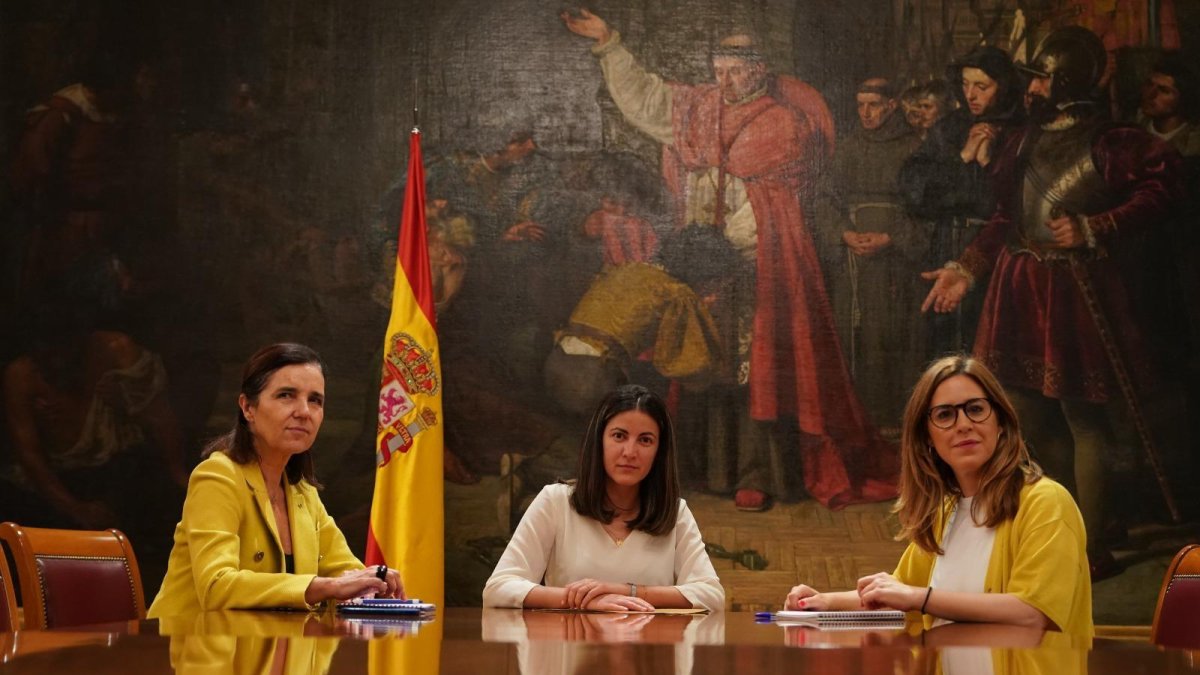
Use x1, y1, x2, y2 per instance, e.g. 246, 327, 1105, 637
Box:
336, 598, 437, 616
767, 610, 905, 629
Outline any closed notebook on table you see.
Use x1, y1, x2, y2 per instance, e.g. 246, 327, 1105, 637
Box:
771, 609, 905, 629
336, 598, 437, 616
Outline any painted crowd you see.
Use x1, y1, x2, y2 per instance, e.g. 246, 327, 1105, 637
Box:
1, 4, 1197, 608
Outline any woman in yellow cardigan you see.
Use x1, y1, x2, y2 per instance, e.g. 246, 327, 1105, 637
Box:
148, 343, 403, 617
783, 355, 1092, 636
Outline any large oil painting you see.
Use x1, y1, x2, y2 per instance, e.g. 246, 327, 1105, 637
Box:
1, 0, 1197, 623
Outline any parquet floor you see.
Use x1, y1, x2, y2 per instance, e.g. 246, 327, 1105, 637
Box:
683, 491, 907, 611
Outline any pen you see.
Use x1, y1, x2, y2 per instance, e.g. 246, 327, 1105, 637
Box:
755, 612, 775, 620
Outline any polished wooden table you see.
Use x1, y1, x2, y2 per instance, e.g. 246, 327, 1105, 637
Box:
2, 609, 1197, 674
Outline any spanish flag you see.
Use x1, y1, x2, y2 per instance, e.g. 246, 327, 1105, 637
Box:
366, 127, 444, 611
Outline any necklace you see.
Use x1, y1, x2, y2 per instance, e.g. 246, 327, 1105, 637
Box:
601, 519, 627, 547
602, 493, 636, 546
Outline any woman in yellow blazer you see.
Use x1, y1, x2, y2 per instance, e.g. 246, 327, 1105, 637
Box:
148, 343, 403, 618
782, 355, 1092, 637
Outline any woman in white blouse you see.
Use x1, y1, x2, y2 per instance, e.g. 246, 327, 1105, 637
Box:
483, 384, 724, 611
783, 356, 1091, 636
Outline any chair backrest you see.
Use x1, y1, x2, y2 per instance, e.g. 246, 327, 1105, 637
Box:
0, 522, 145, 630
1151, 543, 1200, 648
0, 549, 17, 631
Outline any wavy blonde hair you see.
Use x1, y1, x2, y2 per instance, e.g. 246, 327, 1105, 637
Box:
894, 355, 1042, 554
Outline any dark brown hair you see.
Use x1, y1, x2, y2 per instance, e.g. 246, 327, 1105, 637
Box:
1151, 53, 1199, 120
201, 343, 326, 487
570, 384, 680, 536
894, 355, 1042, 554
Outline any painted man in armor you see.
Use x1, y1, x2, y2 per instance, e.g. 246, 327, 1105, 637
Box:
921, 27, 1183, 579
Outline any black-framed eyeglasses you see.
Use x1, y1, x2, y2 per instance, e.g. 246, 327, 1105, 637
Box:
928, 398, 993, 429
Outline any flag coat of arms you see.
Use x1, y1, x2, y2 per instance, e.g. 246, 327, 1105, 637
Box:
366, 127, 444, 610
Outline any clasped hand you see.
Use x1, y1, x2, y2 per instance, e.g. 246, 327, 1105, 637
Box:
855, 572, 922, 610
784, 583, 838, 611
960, 123, 998, 166
1044, 214, 1085, 249
563, 578, 655, 612
305, 566, 405, 605
785, 572, 922, 611
842, 231, 892, 257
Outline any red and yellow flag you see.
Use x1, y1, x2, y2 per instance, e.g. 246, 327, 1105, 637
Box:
366, 128, 444, 609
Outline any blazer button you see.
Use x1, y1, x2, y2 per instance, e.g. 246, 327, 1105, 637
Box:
254, 551, 265, 562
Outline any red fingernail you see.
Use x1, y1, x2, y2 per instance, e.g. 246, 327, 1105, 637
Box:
799, 600, 806, 608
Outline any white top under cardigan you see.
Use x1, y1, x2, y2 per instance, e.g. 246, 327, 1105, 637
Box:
929, 496, 997, 628
482, 483, 725, 611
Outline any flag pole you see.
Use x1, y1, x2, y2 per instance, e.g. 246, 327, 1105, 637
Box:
411, 30, 419, 133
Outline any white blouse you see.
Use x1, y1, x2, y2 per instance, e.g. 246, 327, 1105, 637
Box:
482, 483, 725, 611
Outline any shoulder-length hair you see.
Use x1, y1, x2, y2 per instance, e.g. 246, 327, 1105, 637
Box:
570, 384, 680, 536
201, 343, 326, 487
895, 355, 1042, 554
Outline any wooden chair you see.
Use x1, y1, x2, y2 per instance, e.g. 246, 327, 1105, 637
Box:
0, 550, 17, 631
0, 523, 145, 630
1151, 544, 1200, 649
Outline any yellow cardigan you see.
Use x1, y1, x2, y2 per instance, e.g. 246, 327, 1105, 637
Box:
893, 477, 1093, 637
147, 451, 362, 618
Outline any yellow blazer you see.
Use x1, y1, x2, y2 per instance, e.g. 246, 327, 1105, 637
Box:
148, 451, 362, 618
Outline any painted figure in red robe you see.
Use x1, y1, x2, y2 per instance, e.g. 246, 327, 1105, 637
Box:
562, 10, 898, 510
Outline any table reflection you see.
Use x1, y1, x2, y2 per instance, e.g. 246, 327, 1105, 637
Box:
926, 624, 1088, 675
778, 621, 917, 649
2, 610, 1196, 675
482, 610, 723, 675
1, 628, 121, 664
163, 609, 443, 675
170, 634, 339, 675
